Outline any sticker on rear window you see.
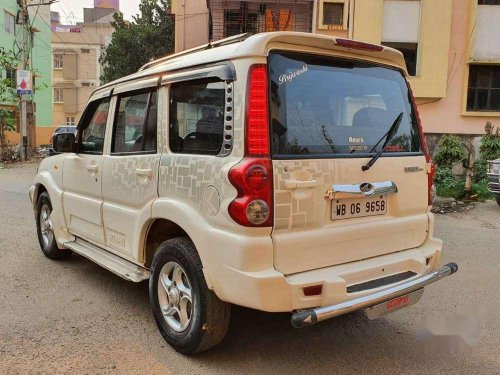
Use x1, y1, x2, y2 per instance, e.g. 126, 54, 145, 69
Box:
348, 136, 368, 152
279, 65, 308, 85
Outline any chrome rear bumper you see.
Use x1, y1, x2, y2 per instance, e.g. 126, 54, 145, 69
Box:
291, 262, 458, 328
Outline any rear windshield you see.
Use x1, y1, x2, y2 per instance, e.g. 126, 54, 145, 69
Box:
268, 52, 422, 157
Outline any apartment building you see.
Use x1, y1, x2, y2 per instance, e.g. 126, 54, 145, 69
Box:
51, 3, 115, 132
172, 0, 500, 147
1, 0, 52, 146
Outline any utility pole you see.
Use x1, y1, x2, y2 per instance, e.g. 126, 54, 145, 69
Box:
19, 0, 28, 161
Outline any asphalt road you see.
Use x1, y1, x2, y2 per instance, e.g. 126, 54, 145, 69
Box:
1, 163, 499, 375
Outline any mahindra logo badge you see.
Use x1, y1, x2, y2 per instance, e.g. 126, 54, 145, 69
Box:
360, 182, 373, 193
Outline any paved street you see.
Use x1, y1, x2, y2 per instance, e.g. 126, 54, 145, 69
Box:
1, 164, 499, 375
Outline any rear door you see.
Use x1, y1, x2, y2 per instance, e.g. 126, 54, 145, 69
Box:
269, 52, 430, 275
101, 88, 160, 260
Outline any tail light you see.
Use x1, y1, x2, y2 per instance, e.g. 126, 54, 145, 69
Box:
228, 64, 273, 227
407, 84, 434, 206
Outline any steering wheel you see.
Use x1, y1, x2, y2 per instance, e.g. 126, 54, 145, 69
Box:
184, 132, 207, 140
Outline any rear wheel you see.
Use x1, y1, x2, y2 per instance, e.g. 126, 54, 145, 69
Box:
149, 237, 231, 354
35, 192, 71, 259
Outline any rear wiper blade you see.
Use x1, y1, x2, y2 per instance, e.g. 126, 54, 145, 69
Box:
361, 112, 404, 171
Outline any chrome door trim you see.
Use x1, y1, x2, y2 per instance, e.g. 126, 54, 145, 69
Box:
325, 181, 398, 200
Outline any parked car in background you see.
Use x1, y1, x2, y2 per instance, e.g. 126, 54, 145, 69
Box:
30, 32, 458, 354
49, 126, 77, 156
487, 159, 500, 206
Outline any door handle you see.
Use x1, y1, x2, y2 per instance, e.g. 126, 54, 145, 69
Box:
135, 168, 153, 178
86, 164, 99, 173
284, 179, 318, 190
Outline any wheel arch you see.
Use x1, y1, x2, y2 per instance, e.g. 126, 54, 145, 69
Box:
32, 183, 47, 207
143, 218, 188, 268
142, 203, 215, 290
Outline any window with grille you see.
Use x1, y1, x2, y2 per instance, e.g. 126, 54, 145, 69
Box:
467, 65, 500, 111
53, 54, 63, 69
323, 2, 344, 26
54, 89, 64, 103
81, 48, 90, 54
223, 9, 258, 37
4, 11, 15, 35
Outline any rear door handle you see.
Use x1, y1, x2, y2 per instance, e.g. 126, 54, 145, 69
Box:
135, 168, 153, 178
86, 164, 99, 173
284, 180, 318, 190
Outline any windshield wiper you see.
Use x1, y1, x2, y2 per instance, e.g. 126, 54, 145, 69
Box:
361, 112, 403, 171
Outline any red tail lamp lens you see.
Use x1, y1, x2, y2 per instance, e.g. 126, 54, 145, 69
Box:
228, 158, 273, 227
246, 64, 269, 157
245, 164, 269, 191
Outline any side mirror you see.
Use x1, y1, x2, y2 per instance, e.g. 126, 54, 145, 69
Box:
53, 133, 76, 153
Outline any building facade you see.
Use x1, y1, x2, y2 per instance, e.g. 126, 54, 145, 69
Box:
172, 0, 500, 145
50, 8, 114, 131
1, 0, 52, 146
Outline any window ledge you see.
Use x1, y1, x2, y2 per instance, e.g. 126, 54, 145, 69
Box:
462, 110, 500, 117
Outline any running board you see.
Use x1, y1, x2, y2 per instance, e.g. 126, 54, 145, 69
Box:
64, 238, 150, 282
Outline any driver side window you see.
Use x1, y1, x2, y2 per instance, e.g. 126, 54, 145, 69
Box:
80, 99, 110, 154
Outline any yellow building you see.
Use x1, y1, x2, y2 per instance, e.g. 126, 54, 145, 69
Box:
49, 6, 115, 140
172, 0, 500, 147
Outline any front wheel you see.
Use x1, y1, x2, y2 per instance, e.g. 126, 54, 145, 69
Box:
149, 237, 231, 354
35, 192, 72, 259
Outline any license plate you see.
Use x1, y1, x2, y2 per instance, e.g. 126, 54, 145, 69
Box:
332, 196, 387, 220
364, 289, 424, 320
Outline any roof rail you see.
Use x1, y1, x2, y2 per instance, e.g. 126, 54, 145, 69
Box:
139, 33, 253, 72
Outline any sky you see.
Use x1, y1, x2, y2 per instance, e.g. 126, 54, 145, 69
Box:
51, 0, 142, 24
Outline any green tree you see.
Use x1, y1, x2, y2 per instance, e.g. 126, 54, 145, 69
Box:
433, 134, 465, 168
100, 0, 174, 84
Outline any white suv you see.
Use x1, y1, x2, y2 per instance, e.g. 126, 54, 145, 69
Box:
30, 32, 458, 354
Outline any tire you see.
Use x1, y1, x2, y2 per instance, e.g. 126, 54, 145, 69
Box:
496, 194, 500, 207
149, 237, 231, 354
35, 192, 72, 260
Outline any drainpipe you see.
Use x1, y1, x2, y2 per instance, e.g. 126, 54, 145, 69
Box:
349, 0, 355, 39
181, 0, 186, 51
312, 0, 318, 33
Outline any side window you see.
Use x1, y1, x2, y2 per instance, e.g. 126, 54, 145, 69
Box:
112, 90, 157, 154
169, 79, 225, 156
80, 99, 110, 154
